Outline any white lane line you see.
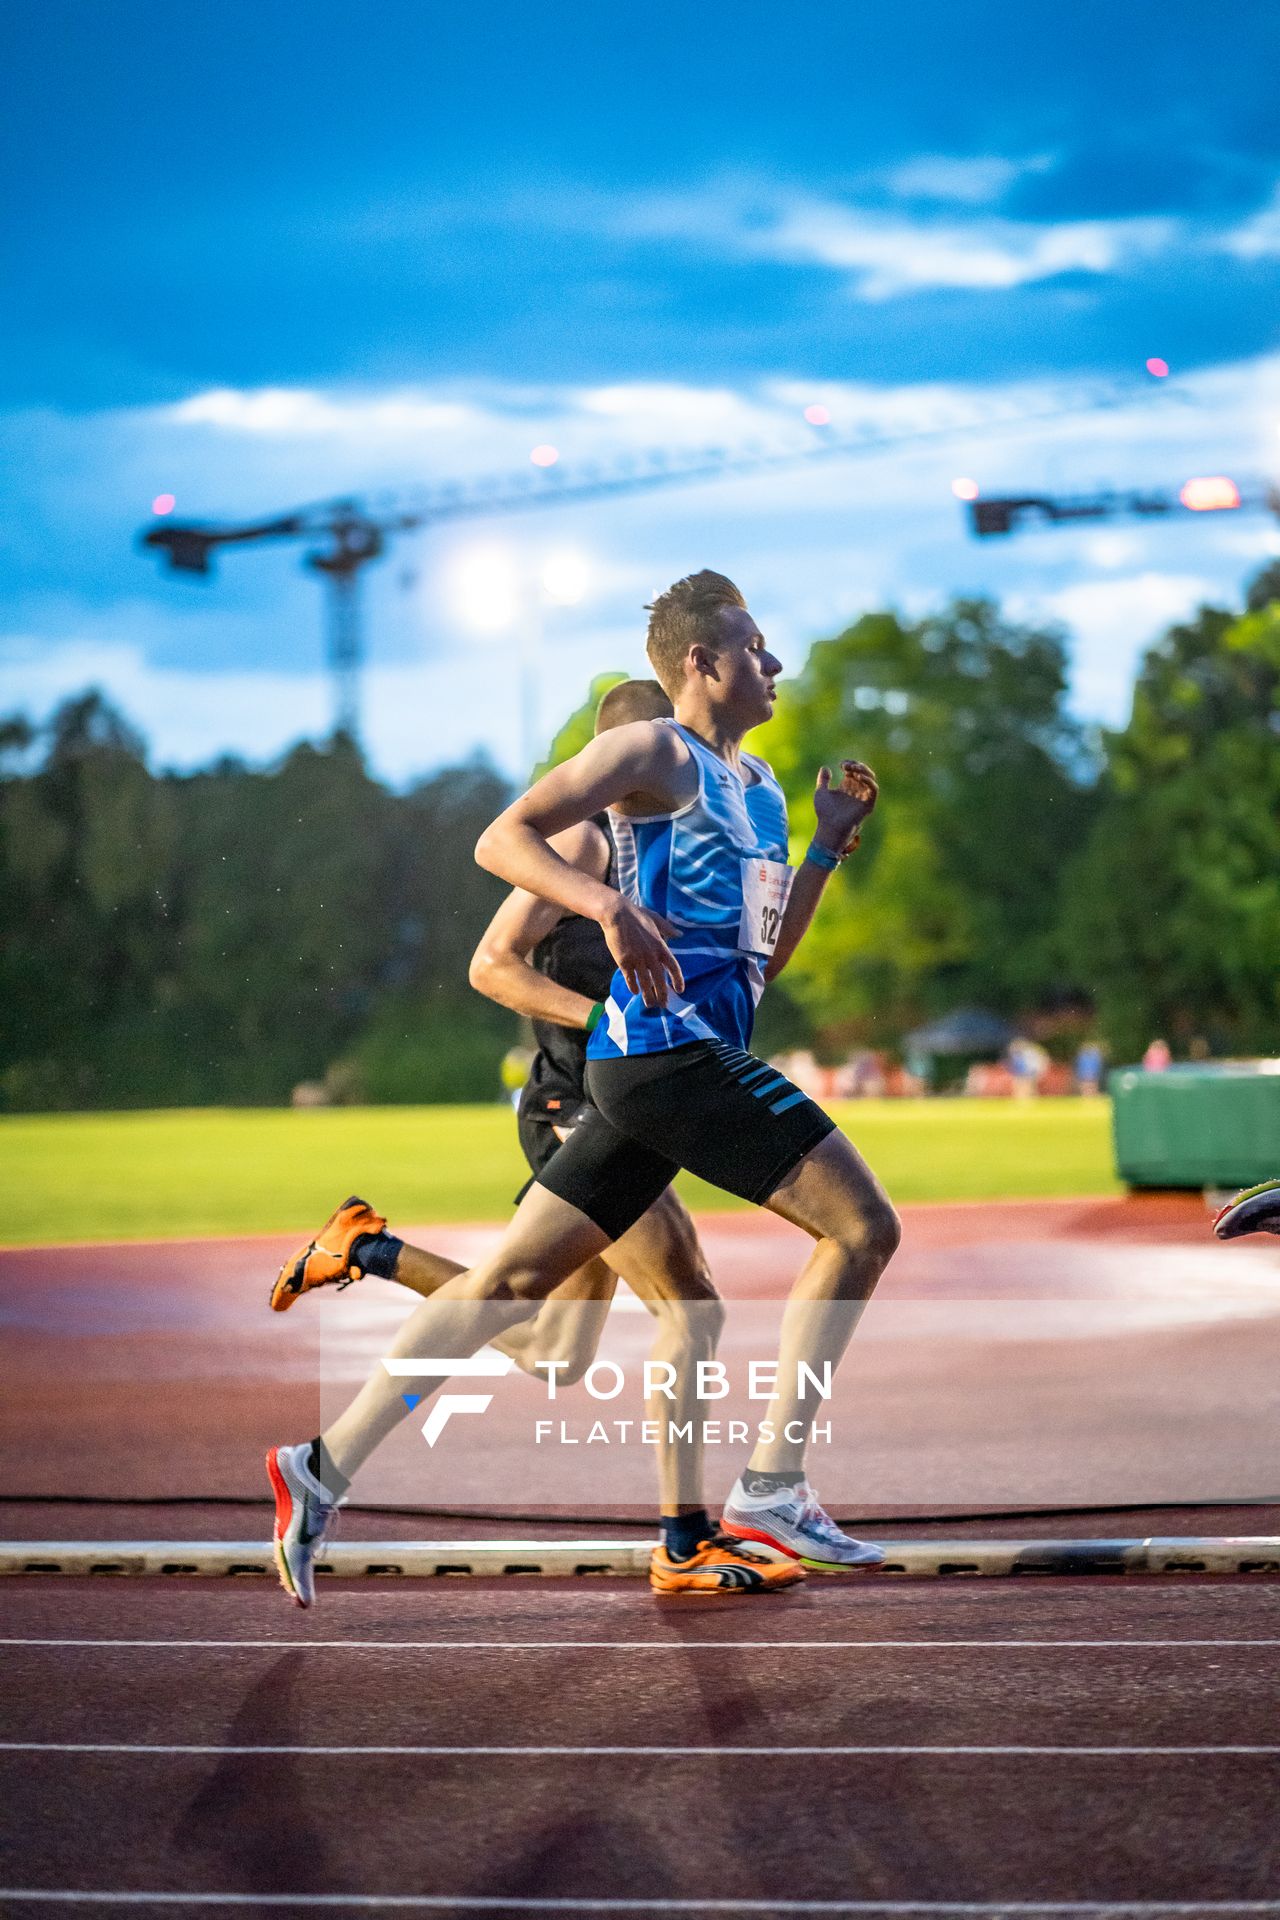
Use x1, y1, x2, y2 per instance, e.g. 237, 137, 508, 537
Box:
5, 1900, 1280, 1914
4, 1638, 1280, 1651
2, 1742, 1280, 1757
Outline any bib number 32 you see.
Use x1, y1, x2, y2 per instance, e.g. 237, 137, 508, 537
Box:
739, 858, 793, 957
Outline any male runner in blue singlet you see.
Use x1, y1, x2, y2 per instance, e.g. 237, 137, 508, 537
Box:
269, 573, 899, 1598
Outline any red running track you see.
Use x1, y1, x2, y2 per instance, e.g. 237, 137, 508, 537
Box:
3, 1194, 1280, 1521
3, 1196, 1280, 1909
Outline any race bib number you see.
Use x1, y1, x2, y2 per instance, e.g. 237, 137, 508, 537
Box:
739, 857, 792, 955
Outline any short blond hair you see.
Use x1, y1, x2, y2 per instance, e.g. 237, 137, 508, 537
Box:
644, 571, 746, 698
594, 678, 673, 732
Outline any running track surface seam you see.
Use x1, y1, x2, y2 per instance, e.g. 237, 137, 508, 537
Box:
4, 1898, 1280, 1912
6, 1741, 1280, 1757
4, 1637, 1280, 1650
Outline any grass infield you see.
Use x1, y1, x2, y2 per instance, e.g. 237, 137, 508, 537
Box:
0, 1098, 1121, 1246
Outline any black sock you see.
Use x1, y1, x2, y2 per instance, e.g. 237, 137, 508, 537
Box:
661, 1510, 712, 1561
743, 1469, 804, 1498
351, 1230, 403, 1279
306, 1437, 350, 1500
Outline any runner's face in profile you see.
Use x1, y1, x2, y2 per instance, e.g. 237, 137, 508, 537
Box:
707, 606, 782, 729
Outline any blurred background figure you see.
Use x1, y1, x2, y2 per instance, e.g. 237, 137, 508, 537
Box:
1075, 1039, 1105, 1096
1007, 1036, 1051, 1099
1143, 1038, 1173, 1073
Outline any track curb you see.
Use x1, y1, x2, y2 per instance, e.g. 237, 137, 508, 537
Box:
3, 1537, 1280, 1577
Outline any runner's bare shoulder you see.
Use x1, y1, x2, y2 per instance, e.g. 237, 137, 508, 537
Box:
607, 719, 696, 819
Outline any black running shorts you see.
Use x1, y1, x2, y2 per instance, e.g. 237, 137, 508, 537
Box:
535, 1039, 836, 1242
513, 1095, 598, 1209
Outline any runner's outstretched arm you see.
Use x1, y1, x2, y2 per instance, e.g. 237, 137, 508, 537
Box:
765, 760, 878, 982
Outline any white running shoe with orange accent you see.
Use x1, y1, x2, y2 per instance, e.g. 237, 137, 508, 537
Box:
266, 1442, 342, 1607
721, 1476, 884, 1570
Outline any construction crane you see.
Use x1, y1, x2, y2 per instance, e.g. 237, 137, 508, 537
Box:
139, 377, 1182, 742
962, 474, 1280, 538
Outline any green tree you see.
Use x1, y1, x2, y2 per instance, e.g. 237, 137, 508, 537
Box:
1062, 599, 1280, 1059
0, 692, 180, 1107
759, 599, 1095, 1045
0, 696, 516, 1109
535, 671, 627, 777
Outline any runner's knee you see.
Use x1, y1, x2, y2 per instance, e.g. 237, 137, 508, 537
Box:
828, 1197, 901, 1274
866, 1198, 902, 1265
480, 1260, 567, 1306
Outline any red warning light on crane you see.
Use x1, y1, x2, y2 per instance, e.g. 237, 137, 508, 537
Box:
1179, 476, 1240, 512
152, 493, 176, 516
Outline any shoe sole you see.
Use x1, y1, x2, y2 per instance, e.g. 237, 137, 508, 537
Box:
797, 1553, 885, 1572
648, 1583, 797, 1594
265, 1448, 306, 1607
721, 1519, 885, 1572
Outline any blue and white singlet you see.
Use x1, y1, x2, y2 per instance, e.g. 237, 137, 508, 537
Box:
587, 718, 791, 1059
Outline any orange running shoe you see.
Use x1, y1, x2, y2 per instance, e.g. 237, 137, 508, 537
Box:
649, 1533, 805, 1595
270, 1195, 386, 1312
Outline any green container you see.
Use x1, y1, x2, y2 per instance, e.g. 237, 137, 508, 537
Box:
1110, 1062, 1280, 1189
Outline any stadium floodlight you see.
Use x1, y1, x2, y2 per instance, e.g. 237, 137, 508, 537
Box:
452, 543, 520, 635
1179, 475, 1242, 512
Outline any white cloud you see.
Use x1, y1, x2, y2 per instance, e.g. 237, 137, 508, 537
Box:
1008, 573, 1220, 726
1220, 182, 1280, 261
741, 197, 1174, 300
334, 162, 1255, 305
613, 179, 1176, 300
167, 387, 478, 438
0, 632, 331, 769
883, 153, 1053, 206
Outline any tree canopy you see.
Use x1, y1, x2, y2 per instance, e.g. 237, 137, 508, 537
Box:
1061, 594, 1280, 1059
0, 701, 514, 1108
758, 598, 1096, 1045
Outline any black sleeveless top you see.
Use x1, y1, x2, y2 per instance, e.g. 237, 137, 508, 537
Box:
522, 815, 615, 1115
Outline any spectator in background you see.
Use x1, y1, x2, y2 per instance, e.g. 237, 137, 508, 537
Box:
1142, 1037, 1172, 1072
1075, 1040, 1104, 1096
846, 1050, 887, 1099
1007, 1036, 1050, 1099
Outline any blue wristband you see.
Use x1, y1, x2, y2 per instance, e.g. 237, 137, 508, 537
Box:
805, 842, 841, 872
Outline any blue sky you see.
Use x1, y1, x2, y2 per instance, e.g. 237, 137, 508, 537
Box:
4, 0, 1280, 776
